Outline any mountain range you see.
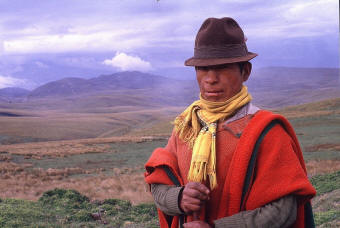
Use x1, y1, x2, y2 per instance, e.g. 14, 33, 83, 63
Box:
0, 67, 339, 110
28, 71, 191, 98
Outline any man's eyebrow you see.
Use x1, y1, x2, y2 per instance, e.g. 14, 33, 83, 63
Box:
195, 66, 208, 70
212, 64, 230, 69
196, 64, 231, 70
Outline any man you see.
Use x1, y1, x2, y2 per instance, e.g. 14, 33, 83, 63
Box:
145, 17, 316, 228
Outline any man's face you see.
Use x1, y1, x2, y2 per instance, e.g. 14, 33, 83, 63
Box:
195, 62, 251, 102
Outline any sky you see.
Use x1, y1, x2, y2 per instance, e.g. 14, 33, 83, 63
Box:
0, 0, 339, 89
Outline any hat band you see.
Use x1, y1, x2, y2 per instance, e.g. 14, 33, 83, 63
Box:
194, 43, 248, 59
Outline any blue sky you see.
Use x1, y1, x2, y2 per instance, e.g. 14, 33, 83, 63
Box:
0, 0, 339, 89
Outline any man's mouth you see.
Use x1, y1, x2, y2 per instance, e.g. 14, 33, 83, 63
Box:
205, 90, 223, 96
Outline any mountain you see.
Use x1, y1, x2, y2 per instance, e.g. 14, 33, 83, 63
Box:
29, 77, 93, 98
0, 87, 30, 97
88, 71, 181, 90
17, 71, 197, 110
247, 67, 340, 108
249, 67, 339, 90
28, 71, 191, 98
0, 87, 31, 102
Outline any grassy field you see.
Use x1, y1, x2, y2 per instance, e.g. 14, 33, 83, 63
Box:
0, 137, 168, 203
0, 106, 181, 144
278, 98, 340, 176
0, 98, 339, 227
0, 188, 159, 227
0, 171, 338, 227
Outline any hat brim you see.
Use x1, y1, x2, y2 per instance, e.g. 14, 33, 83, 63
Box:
184, 52, 258, 67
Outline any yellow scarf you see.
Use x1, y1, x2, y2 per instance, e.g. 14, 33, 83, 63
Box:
174, 85, 252, 189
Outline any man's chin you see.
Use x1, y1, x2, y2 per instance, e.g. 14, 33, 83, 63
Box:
203, 93, 227, 102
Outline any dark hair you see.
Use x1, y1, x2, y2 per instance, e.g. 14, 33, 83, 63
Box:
238, 62, 247, 73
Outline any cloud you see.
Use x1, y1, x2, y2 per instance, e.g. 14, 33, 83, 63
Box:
102, 52, 152, 72
2, 0, 337, 55
0, 75, 27, 89
2, 31, 148, 54
241, 0, 338, 39
0, 0, 338, 69
35, 61, 48, 68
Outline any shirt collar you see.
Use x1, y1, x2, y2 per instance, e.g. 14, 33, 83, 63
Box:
224, 102, 260, 124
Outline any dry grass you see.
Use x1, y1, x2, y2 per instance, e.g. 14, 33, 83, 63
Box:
306, 160, 340, 177
0, 160, 152, 204
0, 157, 338, 204
277, 109, 338, 119
0, 135, 167, 157
0, 135, 166, 204
276, 97, 340, 118
0, 142, 111, 158
304, 143, 340, 153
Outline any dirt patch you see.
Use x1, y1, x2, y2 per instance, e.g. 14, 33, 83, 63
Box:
306, 160, 340, 176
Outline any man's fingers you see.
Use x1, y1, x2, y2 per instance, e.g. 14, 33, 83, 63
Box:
180, 182, 211, 214
181, 193, 205, 214
184, 182, 210, 201
182, 197, 201, 205
183, 203, 201, 212
187, 182, 210, 195
185, 188, 209, 200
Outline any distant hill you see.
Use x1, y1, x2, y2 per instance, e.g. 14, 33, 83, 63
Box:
248, 67, 340, 108
0, 87, 31, 102
22, 71, 197, 109
28, 77, 90, 97
250, 67, 339, 89
0, 87, 30, 98
28, 71, 190, 98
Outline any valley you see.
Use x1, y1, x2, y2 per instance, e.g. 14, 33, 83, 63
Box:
0, 69, 339, 227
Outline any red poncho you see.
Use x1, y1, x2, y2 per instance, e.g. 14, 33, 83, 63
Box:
145, 110, 316, 228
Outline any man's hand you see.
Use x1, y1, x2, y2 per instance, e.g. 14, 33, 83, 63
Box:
180, 182, 210, 214
183, 221, 212, 228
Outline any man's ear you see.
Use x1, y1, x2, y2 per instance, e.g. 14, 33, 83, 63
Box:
242, 62, 252, 82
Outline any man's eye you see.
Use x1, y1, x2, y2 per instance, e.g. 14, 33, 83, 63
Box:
213, 64, 230, 70
196, 66, 209, 71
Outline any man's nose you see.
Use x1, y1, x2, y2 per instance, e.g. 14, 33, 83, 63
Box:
204, 70, 219, 84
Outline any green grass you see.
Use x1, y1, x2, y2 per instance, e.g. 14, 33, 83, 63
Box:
10, 139, 168, 176
311, 171, 340, 226
0, 134, 40, 145
0, 189, 159, 228
289, 115, 340, 151
311, 170, 340, 195
314, 210, 340, 226
284, 102, 340, 162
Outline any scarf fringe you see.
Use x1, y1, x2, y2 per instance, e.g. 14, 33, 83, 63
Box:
188, 161, 207, 182
174, 117, 196, 148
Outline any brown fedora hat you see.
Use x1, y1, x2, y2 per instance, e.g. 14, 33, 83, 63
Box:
185, 17, 257, 66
